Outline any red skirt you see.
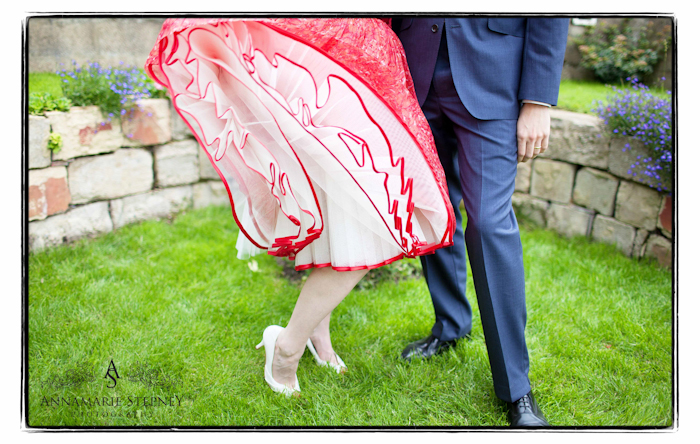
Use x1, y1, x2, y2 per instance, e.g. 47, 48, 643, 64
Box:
146, 18, 455, 271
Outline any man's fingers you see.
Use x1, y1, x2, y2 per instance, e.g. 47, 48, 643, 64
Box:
533, 137, 544, 158
519, 136, 536, 163
540, 135, 549, 155
517, 103, 551, 162
517, 136, 527, 163
526, 138, 536, 162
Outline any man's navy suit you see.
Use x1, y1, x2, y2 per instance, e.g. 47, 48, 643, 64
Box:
393, 17, 568, 403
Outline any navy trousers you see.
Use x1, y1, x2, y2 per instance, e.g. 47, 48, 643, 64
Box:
420, 30, 530, 403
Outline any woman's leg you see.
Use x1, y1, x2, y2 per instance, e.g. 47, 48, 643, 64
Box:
272, 267, 368, 388
308, 313, 339, 365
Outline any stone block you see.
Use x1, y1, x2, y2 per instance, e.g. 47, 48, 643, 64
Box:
198, 145, 220, 180
68, 148, 154, 204
511, 192, 549, 227
546, 203, 593, 238
515, 161, 531, 193
169, 99, 194, 141
121, 99, 172, 146
154, 140, 200, 187
29, 166, 71, 221
29, 115, 52, 169
644, 234, 672, 269
47, 106, 124, 161
530, 159, 577, 204
540, 109, 610, 169
29, 202, 113, 251
658, 195, 672, 238
615, 181, 663, 231
632, 229, 649, 259
193, 181, 230, 209
110, 186, 193, 229
572, 167, 619, 216
591, 215, 636, 256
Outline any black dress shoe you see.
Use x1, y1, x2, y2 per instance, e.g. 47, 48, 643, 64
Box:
508, 391, 549, 427
401, 334, 460, 361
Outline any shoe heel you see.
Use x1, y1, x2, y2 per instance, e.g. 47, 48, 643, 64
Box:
258, 325, 301, 396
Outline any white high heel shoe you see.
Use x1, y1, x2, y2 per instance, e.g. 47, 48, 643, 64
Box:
255, 325, 300, 396
306, 339, 347, 374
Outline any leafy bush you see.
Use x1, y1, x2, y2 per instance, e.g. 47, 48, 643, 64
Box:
577, 19, 671, 84
47, 133, 63, 153
28, 92, 72, 115
57, 60, 167, 121
594, 78, 672, 194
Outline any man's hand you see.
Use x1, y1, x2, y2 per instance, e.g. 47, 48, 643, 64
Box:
516, 103, 551, 163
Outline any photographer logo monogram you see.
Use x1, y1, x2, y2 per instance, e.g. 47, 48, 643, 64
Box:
104, 359, 120, 389
39, 359, 184, 413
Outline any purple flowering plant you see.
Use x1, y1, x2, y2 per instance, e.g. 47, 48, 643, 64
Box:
594, 77, 673, 194
57, 60, 167, 124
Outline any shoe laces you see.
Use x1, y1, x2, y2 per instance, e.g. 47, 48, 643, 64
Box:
515, 394, 532, 412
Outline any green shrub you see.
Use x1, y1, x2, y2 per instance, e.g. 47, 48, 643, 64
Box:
28, 92, 72, 115
576, 19, 671, 84
47, 133, 63, 153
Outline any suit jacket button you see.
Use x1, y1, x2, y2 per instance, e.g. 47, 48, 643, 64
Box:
431, 24, 439, 33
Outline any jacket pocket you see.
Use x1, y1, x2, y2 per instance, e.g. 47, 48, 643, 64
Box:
487, 18, 525, 38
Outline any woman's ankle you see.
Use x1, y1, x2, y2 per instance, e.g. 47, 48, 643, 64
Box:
308, 334, 338, 364
275, 330, 305, 361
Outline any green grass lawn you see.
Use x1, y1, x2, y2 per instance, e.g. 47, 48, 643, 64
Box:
28, 72, 65, 98
557, 79, 670, 114
27, 205, 673, 428
557, 79, 616, 114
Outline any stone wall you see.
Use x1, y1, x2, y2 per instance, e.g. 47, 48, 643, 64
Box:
29, 17, 671, 89
28, 17, 166, 73
511, 109, 672, 268
28, 102, 673, 268
28, 98, 230, 251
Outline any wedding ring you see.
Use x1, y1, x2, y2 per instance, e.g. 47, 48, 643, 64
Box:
534, 146, 542, 149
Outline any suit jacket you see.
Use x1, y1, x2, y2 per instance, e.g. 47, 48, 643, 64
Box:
392, 17, 569, 120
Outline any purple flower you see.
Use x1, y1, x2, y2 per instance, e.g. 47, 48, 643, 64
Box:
597, 79, 673, 194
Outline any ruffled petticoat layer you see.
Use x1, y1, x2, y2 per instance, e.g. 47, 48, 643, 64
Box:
146, 18, 455, 270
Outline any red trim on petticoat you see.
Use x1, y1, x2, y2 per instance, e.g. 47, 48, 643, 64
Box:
145, 20, 455, 269
180, 26, 327, 256
154, 33, 267, 250
260, 20, 456, 245
161, 27, 325, 253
